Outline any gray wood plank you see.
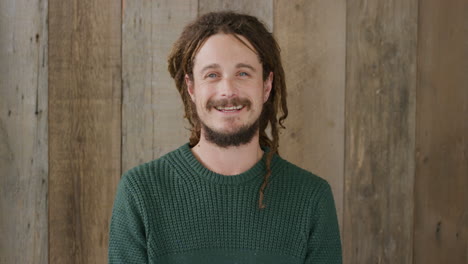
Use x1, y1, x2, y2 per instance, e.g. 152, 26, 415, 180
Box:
122, 0, 197, 172
198, 0, 273, 31
274, 0, 346, 230
344, 0, 418, 262
0, 0, 48, 263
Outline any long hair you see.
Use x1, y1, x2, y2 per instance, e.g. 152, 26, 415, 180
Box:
168, 11, 288, 209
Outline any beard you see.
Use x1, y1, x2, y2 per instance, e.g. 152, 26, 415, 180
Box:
201, 117, 260, 148
197, 97, 260, 148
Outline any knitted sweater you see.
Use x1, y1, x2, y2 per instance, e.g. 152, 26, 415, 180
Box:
108, 143, 342, 263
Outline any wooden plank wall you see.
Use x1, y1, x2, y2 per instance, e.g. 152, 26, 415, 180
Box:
274, 0, 346, 229
1, 0, 466, 263
344, 0, 418, 262
414, 0, 468, 263
48, 0, 121, 263
0, 0, 48, 263
122, 0, 196, 172
198, 0, 273, 29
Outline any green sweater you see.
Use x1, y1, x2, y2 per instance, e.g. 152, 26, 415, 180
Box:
108, 144, 342, 263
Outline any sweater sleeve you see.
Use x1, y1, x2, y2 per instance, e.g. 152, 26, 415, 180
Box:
108, 174, 149, 264
304, 182, 342, 264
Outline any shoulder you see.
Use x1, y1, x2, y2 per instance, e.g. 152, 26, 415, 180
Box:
270, 155, 333, 201
119, 144, 189, 191
273, 156, 329, 187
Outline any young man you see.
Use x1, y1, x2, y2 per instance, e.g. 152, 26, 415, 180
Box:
109, 12, 342, 264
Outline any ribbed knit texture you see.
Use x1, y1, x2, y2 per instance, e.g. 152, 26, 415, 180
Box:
108, 143, 342, 264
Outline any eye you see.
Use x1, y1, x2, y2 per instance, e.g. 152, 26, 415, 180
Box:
207, 73, 218, 78
239, 72, 249, 77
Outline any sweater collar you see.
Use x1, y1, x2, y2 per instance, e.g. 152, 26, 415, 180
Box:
178, 143, 274, 185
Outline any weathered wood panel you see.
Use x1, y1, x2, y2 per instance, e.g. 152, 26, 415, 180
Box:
122, 0, 197, 172
274, 0, 346, 230
344, 0, 417, 263
48, 0, 121, 263
414, 0, 468, 263
198, 0, 273, 31
0, 0, 48, 263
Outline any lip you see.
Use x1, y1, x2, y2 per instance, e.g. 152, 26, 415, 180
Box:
214, 105, 245, 114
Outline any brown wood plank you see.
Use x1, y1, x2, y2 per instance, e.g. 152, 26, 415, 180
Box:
122, 0, 197, 172
48, 0, 121, 263
198, 0, 273, 31
0, 0, 48, 263
413, 0, 468, 263
344, 0, 418, 263
274, 0, 346, 230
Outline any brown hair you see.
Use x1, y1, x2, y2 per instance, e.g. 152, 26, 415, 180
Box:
168, 11, 288, 209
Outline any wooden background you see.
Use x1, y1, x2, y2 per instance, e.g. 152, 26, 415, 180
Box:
1, 0, 466, 263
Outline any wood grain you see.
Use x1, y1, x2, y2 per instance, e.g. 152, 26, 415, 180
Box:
1, 0, 465, 262
274, 0, 346, 230
344, 0, 418, 262
198, 0, 273, 31
413, 0, 468, 263
0, 0, 48, 263
48, 0, 121, 263
122, 0, 197, 172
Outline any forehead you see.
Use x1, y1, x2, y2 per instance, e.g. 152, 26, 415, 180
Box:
193, 33, 261, 70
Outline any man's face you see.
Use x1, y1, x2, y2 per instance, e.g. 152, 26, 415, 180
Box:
186, 33, 272, 146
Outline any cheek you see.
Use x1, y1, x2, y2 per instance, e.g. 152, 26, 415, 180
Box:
194, 90, 213, 109
254, 90, 266, 104
195, 97, 206, 110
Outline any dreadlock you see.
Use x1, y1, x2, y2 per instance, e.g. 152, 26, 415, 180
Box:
168, 11, 288, 209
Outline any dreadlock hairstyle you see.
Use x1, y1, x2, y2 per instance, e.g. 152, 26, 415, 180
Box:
167, 11, 288, 209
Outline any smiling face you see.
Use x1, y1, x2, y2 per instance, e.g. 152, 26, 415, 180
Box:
186, 33, 272, 147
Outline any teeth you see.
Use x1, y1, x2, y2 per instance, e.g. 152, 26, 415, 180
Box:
216, 105, 243, 111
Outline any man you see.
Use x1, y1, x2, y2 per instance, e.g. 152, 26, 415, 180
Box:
109, 11, 342, 263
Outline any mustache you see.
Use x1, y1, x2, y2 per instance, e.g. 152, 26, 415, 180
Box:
206, 97, 252, 111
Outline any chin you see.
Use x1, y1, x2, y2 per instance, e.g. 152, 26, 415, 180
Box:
200, 116, 260, 147
222, 122, 252, 131
212, 127, 243, 136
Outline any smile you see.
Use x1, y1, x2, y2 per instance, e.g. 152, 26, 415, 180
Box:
215, 105, 244, 112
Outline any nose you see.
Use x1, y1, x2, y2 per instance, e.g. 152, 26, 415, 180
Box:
219, 78, 237, 98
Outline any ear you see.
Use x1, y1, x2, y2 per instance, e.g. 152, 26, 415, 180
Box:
263, 72, 273, 103
185, 74, 195, 101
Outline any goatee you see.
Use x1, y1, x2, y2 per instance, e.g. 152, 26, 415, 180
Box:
201, 118, 260, 148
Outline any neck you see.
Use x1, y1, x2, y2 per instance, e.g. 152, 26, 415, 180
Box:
191, 131, 264, 176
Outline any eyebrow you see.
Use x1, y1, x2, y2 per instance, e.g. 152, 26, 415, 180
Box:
199, 63, 257, 74
200, 63, 221, 74
236, 63, 256, 72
